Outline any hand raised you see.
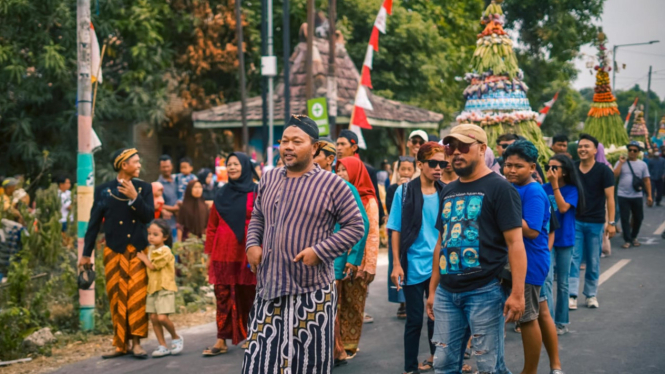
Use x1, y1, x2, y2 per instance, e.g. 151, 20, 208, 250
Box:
118, 179, 138, 200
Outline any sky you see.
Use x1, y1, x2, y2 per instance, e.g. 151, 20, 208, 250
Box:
573, 0, 665, 99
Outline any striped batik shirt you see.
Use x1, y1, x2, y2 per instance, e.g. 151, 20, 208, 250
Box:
246, 164, 365, 300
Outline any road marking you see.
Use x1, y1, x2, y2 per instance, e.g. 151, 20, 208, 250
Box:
598, 259, 631, 286
654, 220, 665, 235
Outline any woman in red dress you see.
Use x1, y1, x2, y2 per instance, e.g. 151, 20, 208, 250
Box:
202, 152, 258, 356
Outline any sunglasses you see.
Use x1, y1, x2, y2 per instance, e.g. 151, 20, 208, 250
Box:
410, 138, 425, 146
498, 143, 512, 149
421, 160, 449, 169
544, 165, 559, 172
399, 156, 416, 162
628, 148, 640, 153
445, 141, 477, 155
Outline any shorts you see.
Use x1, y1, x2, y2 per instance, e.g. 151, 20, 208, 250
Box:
146, 290, 176, 315
519, 284, 541, 323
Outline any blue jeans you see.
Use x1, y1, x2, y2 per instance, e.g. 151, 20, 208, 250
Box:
569, 221, 604, 298
432, 281, 510, 374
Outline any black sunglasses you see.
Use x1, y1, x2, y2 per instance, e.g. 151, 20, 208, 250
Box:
544, 165, 559, 172
445, 141, 477, 155
498, 143, 512, 149
410, 138, 425, 146
421, 160, 449, 169
628, 148, 640, 153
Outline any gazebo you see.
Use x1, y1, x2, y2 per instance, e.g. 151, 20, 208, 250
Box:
192, 34, 443, 156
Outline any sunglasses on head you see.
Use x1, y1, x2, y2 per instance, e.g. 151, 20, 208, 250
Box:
399, 156, 416, 163
544, 165, 559, 172
628, 148, 640, 153
421, 160, 449, 169
410, 138, 425, 146
444, 141, 477, 155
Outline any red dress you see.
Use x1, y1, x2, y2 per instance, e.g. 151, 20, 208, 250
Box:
204, 192, 256, 344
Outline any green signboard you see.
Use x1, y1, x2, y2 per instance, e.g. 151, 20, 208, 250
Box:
307, 97, 329, 136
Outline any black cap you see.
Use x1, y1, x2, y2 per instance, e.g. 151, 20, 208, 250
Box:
338, 129, 359, 146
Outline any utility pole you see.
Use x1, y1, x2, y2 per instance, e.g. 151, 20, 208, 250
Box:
327, 0, 337, 138
266, 0, 276, 166
283, 0, 290, 127
305, 0, 315, 100
235, 0, 248, 151
646, 65, 652, 134
76, 0, 95, 331
261, 0, 268, 152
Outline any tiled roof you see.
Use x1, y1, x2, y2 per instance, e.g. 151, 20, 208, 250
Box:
193, 38, 443, 129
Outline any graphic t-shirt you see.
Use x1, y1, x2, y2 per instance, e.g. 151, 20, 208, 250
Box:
436, 172, 522, 292
387, 187, 439, 286
543, 184, 578, 248
576, 161, 615, 223
514, 182, 551, 286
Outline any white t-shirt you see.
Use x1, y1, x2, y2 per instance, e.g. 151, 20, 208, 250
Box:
59, 190, 72, 223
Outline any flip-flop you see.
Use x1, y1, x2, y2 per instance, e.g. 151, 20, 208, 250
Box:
334, 358, 348, 367
202, 346, 228, 356
131, 347, 149, 359
621, 242, 631, 249
101, 350, 128, 359
419, 359, 434, 372
632, 240, 641, 247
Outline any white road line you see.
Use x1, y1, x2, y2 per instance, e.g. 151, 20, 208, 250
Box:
654, 220, 665, 236
598, 259, 631, 286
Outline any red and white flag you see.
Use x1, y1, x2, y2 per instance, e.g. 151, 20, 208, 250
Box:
536, 91, 559, 126
624, 97, 639, 129
91, 22, 103, 84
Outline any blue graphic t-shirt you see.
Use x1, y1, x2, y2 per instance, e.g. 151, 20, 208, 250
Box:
514, 182, 551, 286
387, 186, 439, 286
542, 183, 578, 248
436, 172, 522, 293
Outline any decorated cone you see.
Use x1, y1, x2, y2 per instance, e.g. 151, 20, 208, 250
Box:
629, 106, 649, 145
583, 31, 629, 149
456, 0, 551, 166
654, 115, 665, 149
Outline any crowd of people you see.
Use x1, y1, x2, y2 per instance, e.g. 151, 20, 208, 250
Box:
2, 113, 663, 374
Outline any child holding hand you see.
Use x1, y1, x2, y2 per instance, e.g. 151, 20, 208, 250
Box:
136, 218, 184, 358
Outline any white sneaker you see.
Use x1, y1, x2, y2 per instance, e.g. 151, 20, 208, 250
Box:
569, 297, 577, 310
171, 336, 184, 355
586, 296, 599, 308
152, 345, 171, 358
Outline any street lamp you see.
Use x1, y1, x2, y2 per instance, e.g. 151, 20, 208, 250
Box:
612, 40, 660, 92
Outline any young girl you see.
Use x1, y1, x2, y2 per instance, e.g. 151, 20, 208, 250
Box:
136, 219, 184, 358
385, 156, 416, 319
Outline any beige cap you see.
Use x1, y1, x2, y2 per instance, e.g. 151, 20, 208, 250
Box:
443, 124, 488, 145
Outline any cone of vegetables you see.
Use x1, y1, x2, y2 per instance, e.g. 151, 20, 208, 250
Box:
629, 106, 649, 145
456, 0, 552, 166
583, 32, 629, 147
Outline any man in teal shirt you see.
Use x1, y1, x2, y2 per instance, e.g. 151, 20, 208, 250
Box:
314, 138, 368, 367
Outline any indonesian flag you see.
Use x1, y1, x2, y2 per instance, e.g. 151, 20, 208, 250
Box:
624, 97, 639, 129
91, 22, 103, 84
536, 91, 559, 126
350, 124, 368, 149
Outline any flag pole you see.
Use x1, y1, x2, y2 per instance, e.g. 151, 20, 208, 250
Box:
91, 41, 107, 120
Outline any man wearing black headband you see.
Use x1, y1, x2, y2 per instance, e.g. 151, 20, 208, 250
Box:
78, 148, 155, 359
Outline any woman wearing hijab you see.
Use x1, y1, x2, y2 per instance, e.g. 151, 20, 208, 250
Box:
152, 181, 165, 219
335, 157, 380, 359
202, 152, 257, 356
176, 180, 209, 241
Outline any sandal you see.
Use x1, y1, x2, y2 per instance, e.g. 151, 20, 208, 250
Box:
334, 358, 348, 367
632, 239, 641, 247
397, 304, 407, 319
202, 346, 228, 356
462, 364, 473, 373
131, 346, 149, 359
101, 349, 128, 359
464, 347, 471, 359
514, 323, 521, 334
621, 242, 631, 249
419, 359, 434, 372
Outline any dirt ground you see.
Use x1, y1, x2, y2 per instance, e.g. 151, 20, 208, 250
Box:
2, 307, 215, 374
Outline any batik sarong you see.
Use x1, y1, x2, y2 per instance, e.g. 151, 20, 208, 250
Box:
104, 245, 149, 350
215, 284, 256, 345
242, 283, 336, 374
338, 277, 368, 351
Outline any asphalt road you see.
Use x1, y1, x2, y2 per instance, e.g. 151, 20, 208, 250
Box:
53, 204, 665, 374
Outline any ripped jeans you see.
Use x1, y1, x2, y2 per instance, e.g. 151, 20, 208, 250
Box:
432, 280, 511, 374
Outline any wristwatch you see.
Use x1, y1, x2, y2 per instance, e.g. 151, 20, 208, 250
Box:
608, 221, 616, 226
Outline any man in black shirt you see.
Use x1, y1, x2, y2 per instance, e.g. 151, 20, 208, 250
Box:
426, 124, 527, 373
569, 134, 616, 310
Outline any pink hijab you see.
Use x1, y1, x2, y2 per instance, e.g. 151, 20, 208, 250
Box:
596, 143, 612, 168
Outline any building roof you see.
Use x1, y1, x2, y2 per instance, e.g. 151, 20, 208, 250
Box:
192, 38, 443, 130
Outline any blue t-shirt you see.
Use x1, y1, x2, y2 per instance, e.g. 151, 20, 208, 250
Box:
543, 183, 578, 248
387, 186, 439, 286
514, 182, 551, 286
